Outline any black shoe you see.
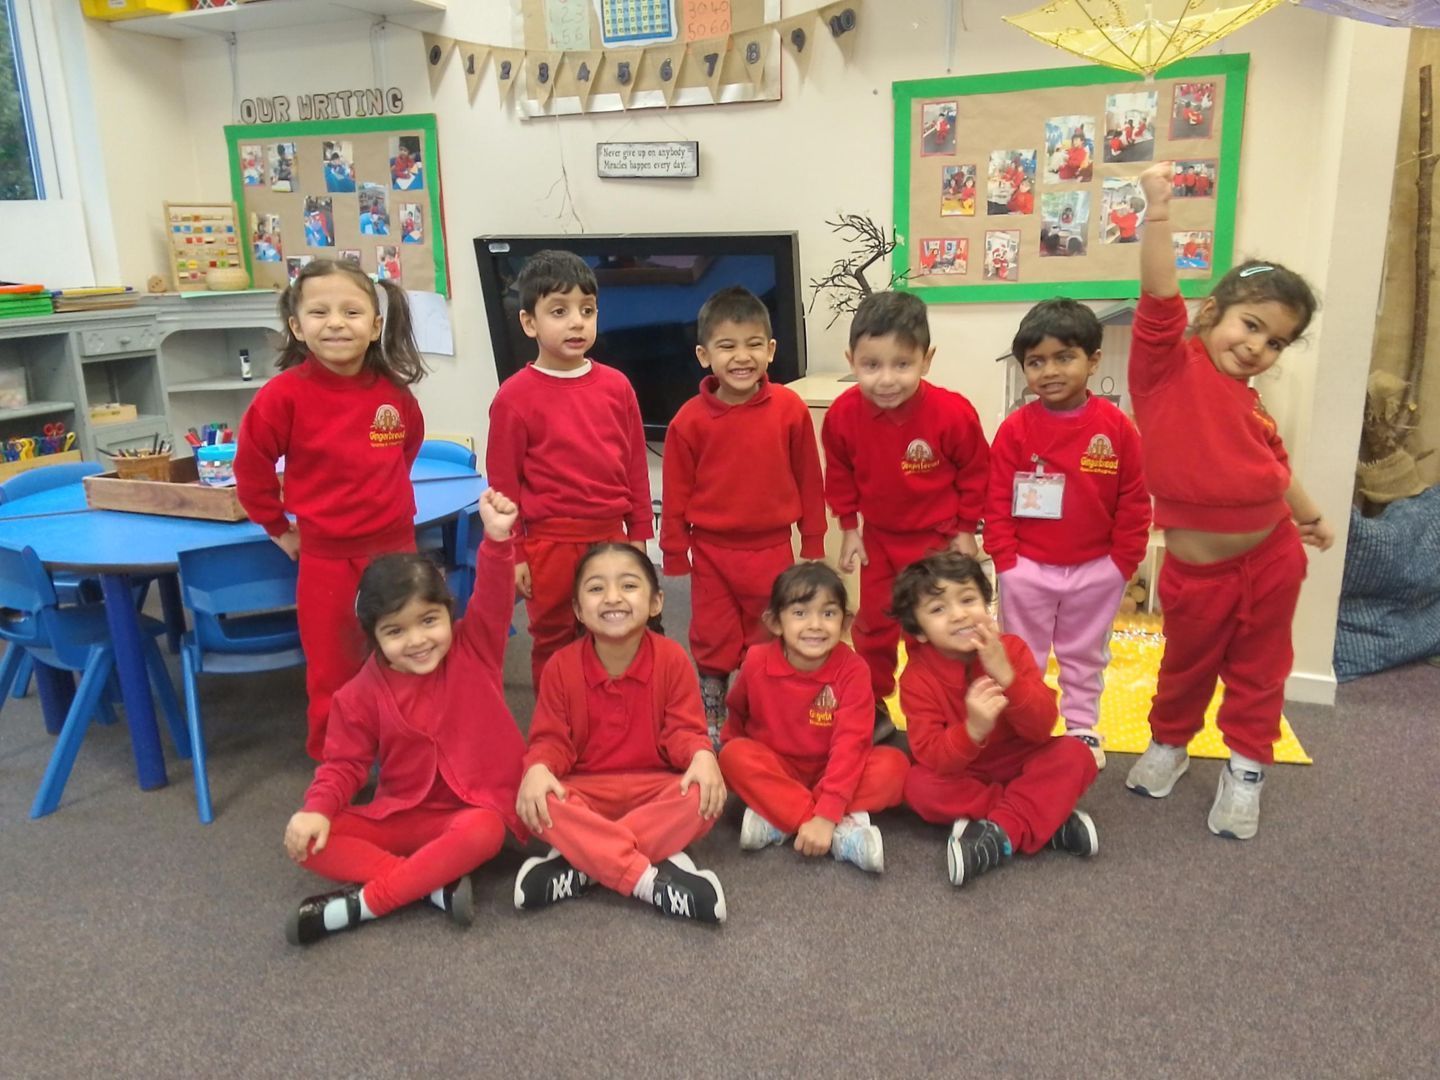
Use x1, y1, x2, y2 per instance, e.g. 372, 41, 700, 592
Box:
651, 854, 726, 924
513, 849, 593, 911
873, 700, 897, 745
946, 819, 1012, 887
439, 875, 476, 927
286, 883, 363, 946
1047, 809, 1099, 857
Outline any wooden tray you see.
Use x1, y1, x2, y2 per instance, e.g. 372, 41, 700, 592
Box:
84, 456, 249, 521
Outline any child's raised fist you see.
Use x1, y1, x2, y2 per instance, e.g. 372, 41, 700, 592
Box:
1139, 163, 1174, 212
480, 487, 519, 541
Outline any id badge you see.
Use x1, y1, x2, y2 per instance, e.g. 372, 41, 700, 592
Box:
1012, 471, 1065, 519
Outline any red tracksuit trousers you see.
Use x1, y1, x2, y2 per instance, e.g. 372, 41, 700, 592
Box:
532, 771, 716, 895
1149, 518, 1307, 766
855, 525, 952, 698
904, 736, 1097, 854
301, 802, 507, 916
524, 518, 629, 692
689, 536, 795, 677
297, 542, 414, 761
718, 738, 910, 833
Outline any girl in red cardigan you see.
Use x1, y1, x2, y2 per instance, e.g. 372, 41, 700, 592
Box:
236, 259, 427, 761
514, 544, 729, 923
718, 563, 909, 873
282, 489, 528, 946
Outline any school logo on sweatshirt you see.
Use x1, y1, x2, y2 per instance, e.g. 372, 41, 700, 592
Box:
1251, 399, 1278, 438
808, 685, 837, 727
901, 438, 939, 475
1080, 433, 1118, 475
369, 403, 406, 448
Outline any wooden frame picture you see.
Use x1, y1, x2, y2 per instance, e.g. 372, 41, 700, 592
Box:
164, 201, 242, 292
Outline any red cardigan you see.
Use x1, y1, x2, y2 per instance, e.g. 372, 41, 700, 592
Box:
524, 630, 712, 778
1128, 292, 1291, 533
301, 536, 527, 832
660, 376, 826, 573
900, 636, 1059, 777
720, 639, 877, 823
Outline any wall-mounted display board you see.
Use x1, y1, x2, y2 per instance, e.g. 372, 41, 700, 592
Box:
892, 53, 1247, 303
224, 114, 448, 295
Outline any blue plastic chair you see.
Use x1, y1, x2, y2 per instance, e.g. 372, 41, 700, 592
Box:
0, 543, 189, 819
176, 539, 304, 824
446, 506, 518, 637
416, 441, 477, 584
417, 439, 477, 469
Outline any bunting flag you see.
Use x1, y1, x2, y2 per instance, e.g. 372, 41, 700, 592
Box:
647, 41, 689, 106
492, 47, 526, 104
459, 43, 490, 104
777, 12, 821, 81
687, 34, 732, 100
819, 2, 860, 63
421, 33, 456, 95
609, 48, 645, 109
568, 49, 604, 110
729, 26, 773, 89
527, 50, 564, 107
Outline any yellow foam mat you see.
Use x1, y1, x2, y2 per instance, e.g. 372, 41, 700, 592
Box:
883, 614, 1311, 764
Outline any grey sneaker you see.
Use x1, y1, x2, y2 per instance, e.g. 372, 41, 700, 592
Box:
1208, 762, 1265, 840
1125, 740, 1190, 798
831, 812, 884, 873
947, 818, 1012, 887
1047, 809, 1099, 857
1071, 730, 1106, 770
514, 848, 593, 910
738, 806, 788, 851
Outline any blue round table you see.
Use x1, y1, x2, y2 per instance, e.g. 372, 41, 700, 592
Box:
0, 459, 483, 793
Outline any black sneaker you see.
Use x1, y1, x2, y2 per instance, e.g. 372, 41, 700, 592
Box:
438, 875, 476, 927
1047, 809, 1099, 858
946, 818, 1012, 887
286, 883, 363, 947
651, 854, 726, 924
873, 700, 897, 745
513, 849, 593, 911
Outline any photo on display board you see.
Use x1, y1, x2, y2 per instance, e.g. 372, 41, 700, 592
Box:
940, 163, 977, 216
1103, 91, 1157, 164
390, 136, 424, 191
359, 183, 390, 236
1101, 176, 1146, 244
399, 203, 424, 245
1174, 230, 1213, 270
922, 101, 958, 155
987, 150, 1036, 215
251, 212, 282, 262
377, 245, 402, 282
984, 229, 1020, 281
304, 196, 335, 248
919, 237, 968, 275
1170, 82, 1216, 140
241, 144, 262, 186
1043, 115, 1094, 183
1039, 192, 1090, 258
268, 143, 297, 192
323, 140, 357, 193
338, 248, 363, 267
287, 255, 313, 283
1173, 159, 1217, 198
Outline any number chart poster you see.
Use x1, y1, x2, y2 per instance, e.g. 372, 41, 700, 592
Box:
892, 54, 1246, 303
516, 0, 781, 115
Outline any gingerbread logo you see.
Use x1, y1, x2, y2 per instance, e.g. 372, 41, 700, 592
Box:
901, 438, 939, 475
1080, 432, 1119, 475
808, 685, 837, 727
1252, 399, 1278, 438
368, 403, 407, 448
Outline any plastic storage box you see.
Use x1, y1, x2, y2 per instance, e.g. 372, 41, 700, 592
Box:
81, 0, 190, 21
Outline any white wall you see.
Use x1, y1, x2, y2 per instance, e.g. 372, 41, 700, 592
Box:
77, 1, 1410, 701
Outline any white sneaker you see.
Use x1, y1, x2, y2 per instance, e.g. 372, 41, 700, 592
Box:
1208, 763, 1265, 840
1071, 730, 1106, 770
1125, 740, 1190, 798
738, 806, 788, 851
831, 812, 884, 873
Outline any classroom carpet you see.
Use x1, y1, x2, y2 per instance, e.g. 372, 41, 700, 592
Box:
883, 613, 1312, 764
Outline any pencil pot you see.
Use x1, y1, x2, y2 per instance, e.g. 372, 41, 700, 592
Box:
111, 452, 175, 482
196, 443, 238, 487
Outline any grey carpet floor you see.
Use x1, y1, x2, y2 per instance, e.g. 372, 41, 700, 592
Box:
1, 576, 1436, 1078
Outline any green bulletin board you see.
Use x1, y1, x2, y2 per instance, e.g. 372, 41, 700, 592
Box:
892, 54, 1248, 303
224, 113, 448, 295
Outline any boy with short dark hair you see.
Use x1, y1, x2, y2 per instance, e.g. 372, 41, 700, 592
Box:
893, 552, 1099, 887
662, 285, 827, 741
820, 291, 989, 733
985, 298, 1151, 769
486, 250, 653, 691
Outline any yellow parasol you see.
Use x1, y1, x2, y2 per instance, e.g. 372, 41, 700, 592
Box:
1004, 0, 1287, 77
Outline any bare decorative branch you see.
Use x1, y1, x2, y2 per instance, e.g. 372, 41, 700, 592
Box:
808, 214, 910, 328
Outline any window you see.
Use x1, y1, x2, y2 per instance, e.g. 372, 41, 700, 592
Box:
1, 0, 42, 199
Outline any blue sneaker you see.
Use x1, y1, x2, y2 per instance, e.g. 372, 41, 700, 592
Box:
831, 812, 884, 873
739, 806, 788, 851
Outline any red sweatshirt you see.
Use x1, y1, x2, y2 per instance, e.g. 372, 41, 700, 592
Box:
1129, 293, 1291, 533
660, 376, 826, 573
485, 362, 653, 561
984, 394, 1151, 578
524, 630, 712, 778
822, 381, 989, 535
900, 636, 1059, 777
235, 358, 423, 557
720, 639, 874, 823
301, 536, 527, 832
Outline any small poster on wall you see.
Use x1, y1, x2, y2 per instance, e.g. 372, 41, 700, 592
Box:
918, 237, 968, 276
1101, 176, 1146, 245
941, 164, 976, 216
987, 150, 1036, 215
1103, 91, 1157, 163
985, 229, 1020, 281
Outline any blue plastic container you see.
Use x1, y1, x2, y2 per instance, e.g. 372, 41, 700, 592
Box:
196, 443, 237, 487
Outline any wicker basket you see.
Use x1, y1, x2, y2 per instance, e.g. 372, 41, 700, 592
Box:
110, 452, 175, 482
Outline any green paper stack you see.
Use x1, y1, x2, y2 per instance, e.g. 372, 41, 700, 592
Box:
0, 284, 53, 319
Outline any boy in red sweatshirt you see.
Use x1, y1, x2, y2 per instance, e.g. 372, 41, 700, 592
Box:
486, 250, 654, 691
985, 298, 1151, 769
662, 286, 827, 743
821, 291, 989, 734
894, 552, 1099, 887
